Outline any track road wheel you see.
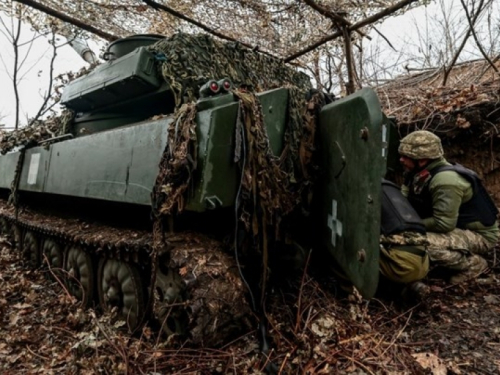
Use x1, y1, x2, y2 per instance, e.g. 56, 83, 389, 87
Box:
154, 265, 188, 338
23, 230, 40, 267
41, 239, 63, 279
64, 245, 94, 307
98, 258, 146, 332
11, 224, 23, 252
0, 218, 10, 237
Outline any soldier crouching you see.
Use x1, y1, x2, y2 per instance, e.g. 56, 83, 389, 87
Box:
398, 130, 499, 284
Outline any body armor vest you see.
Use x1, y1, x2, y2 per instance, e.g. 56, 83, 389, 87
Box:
381, 179, 426, 235
408, 163, 498, 228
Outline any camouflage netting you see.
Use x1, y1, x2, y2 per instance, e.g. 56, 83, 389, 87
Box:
234, 89, 320, 232
151, 33, 320, 221
0, 62, 101, 155
2, 31, 321, 247
150, 34, 323, 304
152, 102, 198, 216
0, 109, 74, 155
148, 33, 312, 107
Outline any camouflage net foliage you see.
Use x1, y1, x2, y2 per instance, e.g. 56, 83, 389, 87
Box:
234, 88, 319, 234
152, 102, 198, 216
149, 34, 323, 304
0, 63, 100, 155
148, 33, 312, 107
150, 33, 321, 228
0, 109, 74, 155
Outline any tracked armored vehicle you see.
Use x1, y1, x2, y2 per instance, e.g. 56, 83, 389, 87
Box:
0, 33, 388, 346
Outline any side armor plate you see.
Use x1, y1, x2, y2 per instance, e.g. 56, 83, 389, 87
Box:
317, 88, 386, 298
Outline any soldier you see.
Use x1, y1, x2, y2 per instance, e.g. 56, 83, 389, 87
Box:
398, 130, 499, 284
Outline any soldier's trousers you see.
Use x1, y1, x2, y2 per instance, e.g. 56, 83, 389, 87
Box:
379, 232, 430, 284
426, 229, 494, 271
379, 245, 429, 284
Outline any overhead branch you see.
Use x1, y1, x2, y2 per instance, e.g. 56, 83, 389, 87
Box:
285, 0, 418, 62
13, 0, 118, 41
303, 0, 369, 39
142, 0, 253, 49
302, 0, 350, 26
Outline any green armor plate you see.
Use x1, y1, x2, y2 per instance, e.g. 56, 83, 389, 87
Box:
317, 88, 386, 298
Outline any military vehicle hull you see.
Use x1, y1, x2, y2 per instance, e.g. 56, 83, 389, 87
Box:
0, 34, 387, 346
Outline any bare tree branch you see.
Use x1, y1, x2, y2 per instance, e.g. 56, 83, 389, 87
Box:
371, 26, 397, 51
459, 0, 499, 75
29, 31, 57, 125
302, 0, 369, 38
13, 0, 118, 41
142, 0, 258, 50
285, 0, 418, 62
302, 0, 350, 27
18, 30, 50, 47
442, 0, 486, 85
17, 31, 38, 73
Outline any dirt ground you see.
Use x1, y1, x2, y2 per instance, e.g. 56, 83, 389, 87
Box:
0, 235, 499, 374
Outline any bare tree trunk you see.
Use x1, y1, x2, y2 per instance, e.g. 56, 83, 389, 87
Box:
12, 11, 21, 130
1, 6, 62, 129
343, 26, 355, 94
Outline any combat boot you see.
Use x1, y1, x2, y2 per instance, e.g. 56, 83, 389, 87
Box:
449, 255, 488, 284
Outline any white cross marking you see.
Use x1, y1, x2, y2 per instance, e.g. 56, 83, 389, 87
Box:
327, 199, 343, 247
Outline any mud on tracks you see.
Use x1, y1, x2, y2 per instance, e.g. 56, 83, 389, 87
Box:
1, 233, 500, 374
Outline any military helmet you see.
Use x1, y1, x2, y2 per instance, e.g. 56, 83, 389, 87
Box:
398, 130, 444, 159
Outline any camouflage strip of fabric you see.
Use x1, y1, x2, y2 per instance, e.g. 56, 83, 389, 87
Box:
149, 33, 320, 220
235, 90, 293, 232
380, 231, 429, 247
152, 102, 198, 216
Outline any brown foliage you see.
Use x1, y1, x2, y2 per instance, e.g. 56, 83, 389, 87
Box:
2, 236, 500, 373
